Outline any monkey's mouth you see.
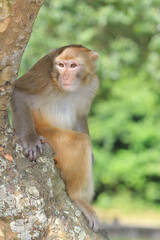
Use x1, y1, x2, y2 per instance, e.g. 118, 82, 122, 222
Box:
63, 83, 72, 86
62, 83, 74, 88
62, 83, 78, 91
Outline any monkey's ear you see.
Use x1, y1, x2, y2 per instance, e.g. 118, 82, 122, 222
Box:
90, 51, 99, 61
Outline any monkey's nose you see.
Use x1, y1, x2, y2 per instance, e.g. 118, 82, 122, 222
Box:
63, 74, 69, 81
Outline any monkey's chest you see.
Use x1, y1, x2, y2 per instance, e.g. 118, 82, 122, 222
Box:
37, 101, 77, 130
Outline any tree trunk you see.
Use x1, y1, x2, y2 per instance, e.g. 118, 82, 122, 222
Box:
0, 1, 108, 239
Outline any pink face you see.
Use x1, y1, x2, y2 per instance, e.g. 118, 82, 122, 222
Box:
55, 59, 82, 92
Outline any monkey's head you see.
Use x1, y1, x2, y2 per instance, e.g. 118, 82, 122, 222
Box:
53, 45, 98, 92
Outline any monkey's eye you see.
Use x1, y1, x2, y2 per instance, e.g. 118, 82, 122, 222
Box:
70, 63, 77, 68
58, 63, 64, 68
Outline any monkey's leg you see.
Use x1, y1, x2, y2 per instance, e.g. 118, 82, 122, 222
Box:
62, 132, 99, 232
40, 128, 99, 232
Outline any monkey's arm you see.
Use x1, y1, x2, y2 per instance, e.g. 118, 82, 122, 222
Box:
74, 115, 90, 135
74, 115, 95, 162
11, 89, 44, 160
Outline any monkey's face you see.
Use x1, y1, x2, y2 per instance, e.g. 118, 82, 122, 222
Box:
54, 46, 98, 92
55, 59, 83, 92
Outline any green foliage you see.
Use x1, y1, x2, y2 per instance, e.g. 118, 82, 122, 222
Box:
19, 0, 160, 206
91, 72, 160, 205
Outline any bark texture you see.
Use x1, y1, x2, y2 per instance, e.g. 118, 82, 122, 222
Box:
0, 1, 109, 239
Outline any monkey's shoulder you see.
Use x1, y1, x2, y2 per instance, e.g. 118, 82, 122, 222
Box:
15, 54, 54, 94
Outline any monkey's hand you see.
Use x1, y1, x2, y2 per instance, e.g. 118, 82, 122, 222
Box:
21, 134, 45, 161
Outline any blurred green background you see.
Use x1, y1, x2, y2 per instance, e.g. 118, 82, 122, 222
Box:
19, 0, 160, 228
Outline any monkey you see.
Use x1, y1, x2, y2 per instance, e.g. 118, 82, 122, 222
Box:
10, 45, 99, 232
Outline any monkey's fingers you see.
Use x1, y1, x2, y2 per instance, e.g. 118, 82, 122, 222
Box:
23, 143, 42, 161
24, 146, 37, 161
36, 141, 43, 155
24, 149, 36, 161
24, 149, 29, 157
28, 149, 37, 161
23, 143, 37, 161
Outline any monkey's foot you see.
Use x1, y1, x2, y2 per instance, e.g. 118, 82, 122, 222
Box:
88, 212, 100, 232
75, 201, 100, 232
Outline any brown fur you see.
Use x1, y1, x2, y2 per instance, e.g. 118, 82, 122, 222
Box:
33, 110, 99, 231
33, 110, 92, 197
11, 45, 99, 231
16, 53, 53, 94
15, 45, 97, 94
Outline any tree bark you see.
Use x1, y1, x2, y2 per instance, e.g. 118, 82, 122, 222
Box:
0, 1, 108, 239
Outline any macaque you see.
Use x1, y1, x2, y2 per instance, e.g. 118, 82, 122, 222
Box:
11, 45, 99, 231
